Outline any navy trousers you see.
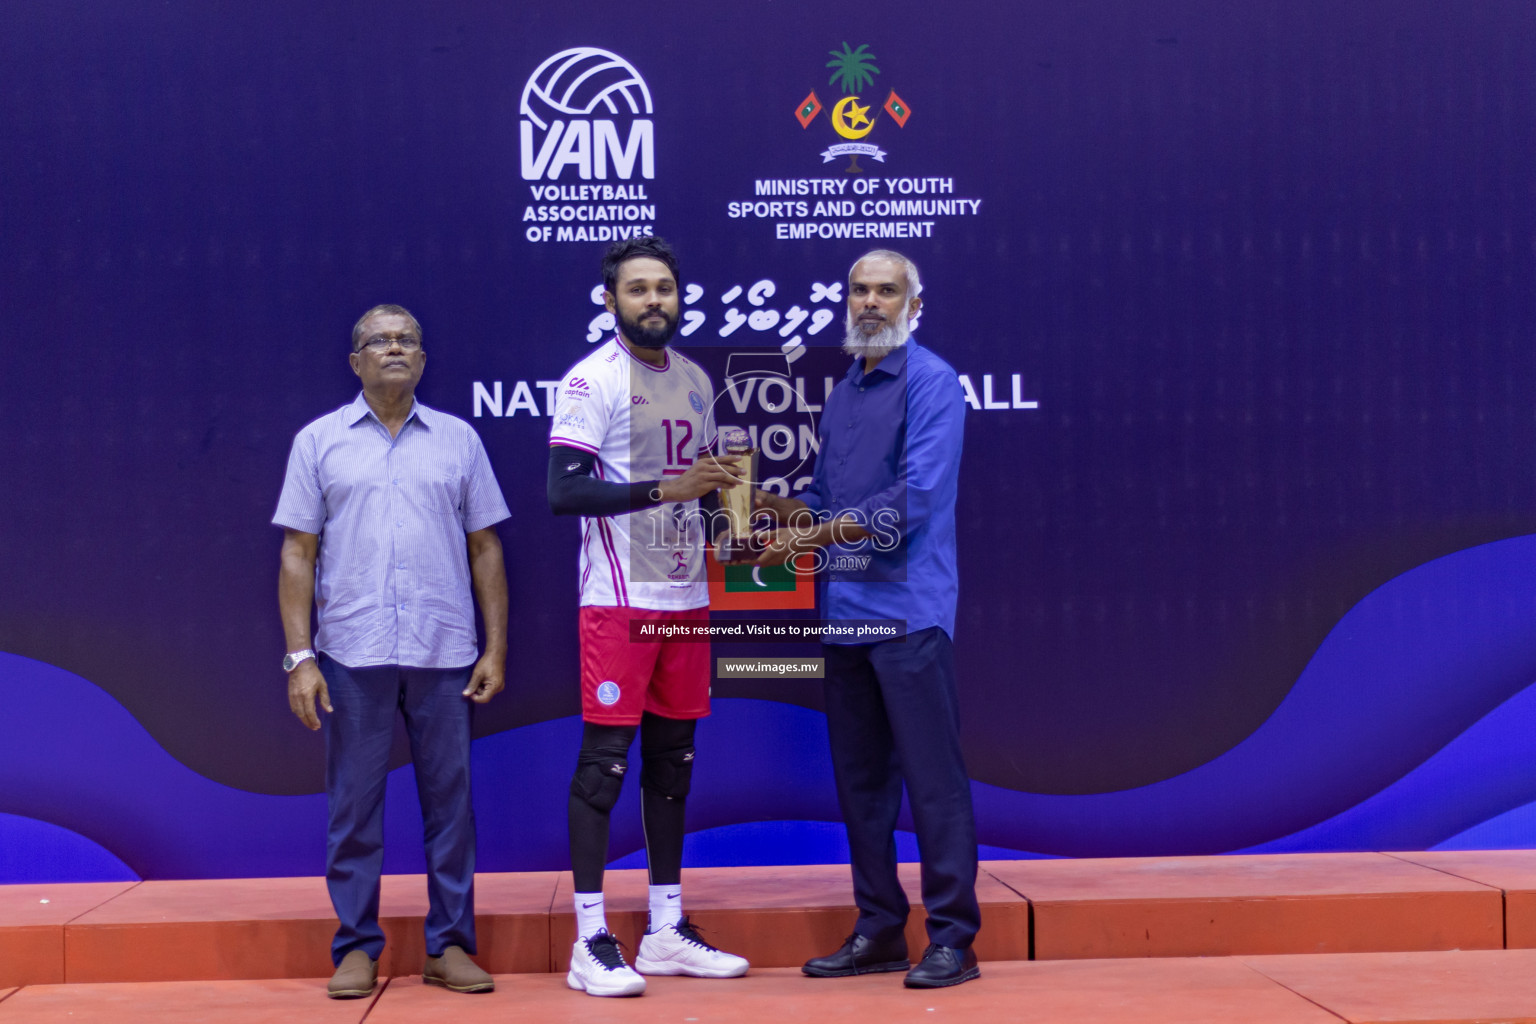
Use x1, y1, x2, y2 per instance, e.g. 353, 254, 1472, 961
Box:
319, 656, 477, 965
822, 626, 981, 949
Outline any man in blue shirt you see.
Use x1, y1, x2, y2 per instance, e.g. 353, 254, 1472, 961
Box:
274, 304, 510, 999
756, 250, 980, 988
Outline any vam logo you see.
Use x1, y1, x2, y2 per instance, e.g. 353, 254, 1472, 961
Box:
521, 47, 655, 181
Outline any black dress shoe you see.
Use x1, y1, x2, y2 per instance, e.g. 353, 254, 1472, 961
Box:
802, 932, 910, 977
903, 943, 980, 988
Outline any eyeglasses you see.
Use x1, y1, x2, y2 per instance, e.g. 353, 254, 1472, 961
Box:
356, 334, 422, 352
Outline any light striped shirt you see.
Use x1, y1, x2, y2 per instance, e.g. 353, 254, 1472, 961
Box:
274, 393, 509, 668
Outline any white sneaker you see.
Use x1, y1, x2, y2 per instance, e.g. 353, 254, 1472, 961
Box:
636, 917, 750, 978
567, 930, 646, 997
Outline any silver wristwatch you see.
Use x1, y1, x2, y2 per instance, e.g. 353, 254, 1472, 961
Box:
283, 649, 316, 672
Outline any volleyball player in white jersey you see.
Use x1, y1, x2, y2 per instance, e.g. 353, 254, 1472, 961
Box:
548, 237, 751, 997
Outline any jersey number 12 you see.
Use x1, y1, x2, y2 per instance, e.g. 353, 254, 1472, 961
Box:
661, 419, 694, 468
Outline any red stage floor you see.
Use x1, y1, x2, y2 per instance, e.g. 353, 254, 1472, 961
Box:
987, 852, 1502, 958
8, 953, 1536, 1023
5, 851, 1536, 1019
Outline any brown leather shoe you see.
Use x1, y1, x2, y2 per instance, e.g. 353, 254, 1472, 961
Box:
327, 949, 377, 999
423, 945, 495, 993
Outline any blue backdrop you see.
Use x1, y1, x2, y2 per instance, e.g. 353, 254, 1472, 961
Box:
3, 0, 1535, 882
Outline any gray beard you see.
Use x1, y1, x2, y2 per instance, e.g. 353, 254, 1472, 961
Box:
841, 314, 911, 360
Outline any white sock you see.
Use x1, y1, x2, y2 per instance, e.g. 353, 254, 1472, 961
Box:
648, 883, 683, 932
574, 892, 607, 941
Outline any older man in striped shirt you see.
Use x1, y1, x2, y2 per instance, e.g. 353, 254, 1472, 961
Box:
274, 303, 509, 999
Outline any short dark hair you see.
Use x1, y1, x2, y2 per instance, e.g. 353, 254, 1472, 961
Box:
351, 304, 422, 351
601, 236, 680, 295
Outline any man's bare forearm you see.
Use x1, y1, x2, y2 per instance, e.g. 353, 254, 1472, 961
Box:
467, 527, 509, 661
278, 529, 319, 652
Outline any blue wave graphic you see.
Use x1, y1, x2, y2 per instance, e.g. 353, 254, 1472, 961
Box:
0, 651, 599, 878
609, 820, 1054, 869
6, 533, 1536, 880
0, 652, 845, 879
961, 535, 1536, 855
0, 812, 137, 883
1436, 797, 1536, 850
1240, 680, 1536, 852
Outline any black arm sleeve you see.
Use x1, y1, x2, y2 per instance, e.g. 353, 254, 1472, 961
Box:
547, 445, 661, 517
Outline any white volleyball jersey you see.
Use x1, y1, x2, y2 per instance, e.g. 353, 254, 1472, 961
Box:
550, 337, 717, 609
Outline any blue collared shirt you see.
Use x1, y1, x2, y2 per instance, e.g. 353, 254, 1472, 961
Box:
273, 393, 510, 668
799, 340, 966, 641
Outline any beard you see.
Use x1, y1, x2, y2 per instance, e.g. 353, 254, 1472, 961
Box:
620, 308, 678, 349
841, 312, 911, 360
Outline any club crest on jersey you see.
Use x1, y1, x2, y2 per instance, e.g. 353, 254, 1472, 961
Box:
596, 680, 621, 706
688, 390, 704, 413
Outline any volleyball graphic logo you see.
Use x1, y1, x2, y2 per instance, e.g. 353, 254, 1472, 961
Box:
521, 47, 653, 130
520, 48, 656, 181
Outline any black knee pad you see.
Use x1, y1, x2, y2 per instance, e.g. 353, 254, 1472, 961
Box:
640, 745, 695, 800
571, 748, 629, 813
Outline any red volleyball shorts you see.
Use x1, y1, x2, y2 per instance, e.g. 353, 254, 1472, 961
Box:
578, 605, 712, 725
